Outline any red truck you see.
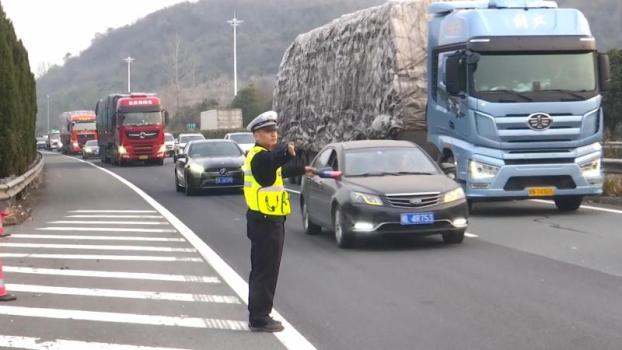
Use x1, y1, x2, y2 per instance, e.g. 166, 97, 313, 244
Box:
60, 111, 97, 154
95, 93, 168, 166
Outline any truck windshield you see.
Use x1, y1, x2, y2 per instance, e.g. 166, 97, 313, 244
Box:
121, 111, 162, 126
73, 122, 96, 131
472, 53, 596, 101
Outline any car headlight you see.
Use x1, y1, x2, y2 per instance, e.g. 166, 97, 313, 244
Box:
350, 192, 383, 206
443, 187, 465, 203
72, 142, 79, 147
118, 145, 127, 155
158, 144, 167, 153
84, 147, 91, 152
469, 160, 499, 180
189, 162, 204, 174
580, 158, 601, 177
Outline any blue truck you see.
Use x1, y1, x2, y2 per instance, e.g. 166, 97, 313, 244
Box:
273, 0, 609, 211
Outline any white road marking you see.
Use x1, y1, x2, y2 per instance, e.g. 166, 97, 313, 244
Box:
10, 234, 185, 242
37, 227, 176, 233
0, 335, 191, 350
3, 266, 220, 283
66, 215, 164, 219
531, 199, 622, 215
6, 284, 240, 304
0, 306, 248, 330
0, 253, 202, 262
1, 242, 197, 252
74, 154, 316, 349
286, 188, 301, 195
69, 210, 157, 213
465, 232, 479, 238
49, 220, 170, 225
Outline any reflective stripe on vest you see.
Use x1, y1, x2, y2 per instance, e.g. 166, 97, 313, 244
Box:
243, 146, 291, 216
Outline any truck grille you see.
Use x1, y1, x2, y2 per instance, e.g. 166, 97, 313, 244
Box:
495, 113, 582, 143
204, 167, 243, 176
127, 131, 159, 140
385, 193, 440, 209
503, 176, 576, 191
132, 144, 153, 156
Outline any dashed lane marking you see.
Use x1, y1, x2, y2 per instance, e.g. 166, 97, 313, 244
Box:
48, 220, 170, 226
69, 210, 157, 213
66, 215, 165, 219
0, 335, 191, 350
0, 305, 249, 330
3, 266, 220, 283
10, 234, 186, 242
6, 284, 240, 304
37, 227, 176, 233
1, 243, 197, 253
0, 253, 203, 262
531, 199, 622, 215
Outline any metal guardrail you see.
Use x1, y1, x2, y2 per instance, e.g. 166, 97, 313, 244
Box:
604, 158, 622, 175
0, 153, 44, 201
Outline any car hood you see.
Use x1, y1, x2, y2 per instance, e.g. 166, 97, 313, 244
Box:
342, 174, 459, 195
192, 156, 244, 169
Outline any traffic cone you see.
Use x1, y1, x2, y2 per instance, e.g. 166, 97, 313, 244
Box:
0, 210, 9, 238
0, 259, 17, 301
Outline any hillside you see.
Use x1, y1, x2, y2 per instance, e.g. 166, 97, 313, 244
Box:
35, 0, 621, 132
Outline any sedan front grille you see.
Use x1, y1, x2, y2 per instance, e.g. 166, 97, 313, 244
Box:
385, 193, 441, 209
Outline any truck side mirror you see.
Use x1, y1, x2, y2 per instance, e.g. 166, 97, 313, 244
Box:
445, 54, 462, 96
598, 53, 610, 92
163, 110, 170, 126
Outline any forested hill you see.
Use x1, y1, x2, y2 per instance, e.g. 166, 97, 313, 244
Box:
35, 0, 620, 132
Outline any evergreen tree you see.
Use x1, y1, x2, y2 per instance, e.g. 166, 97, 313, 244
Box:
604, 49, 622, 139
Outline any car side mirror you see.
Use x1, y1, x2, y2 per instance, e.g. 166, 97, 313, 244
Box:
444, 54, 462, 96
598, 53, 610, 91
440, 162, 456, 174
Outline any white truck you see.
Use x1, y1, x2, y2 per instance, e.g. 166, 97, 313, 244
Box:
200, 109, 243, 130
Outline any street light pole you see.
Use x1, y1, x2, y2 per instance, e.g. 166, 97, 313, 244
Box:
227, 14, 243, 96
46, 94, 50, 134
123, 56, 135, 93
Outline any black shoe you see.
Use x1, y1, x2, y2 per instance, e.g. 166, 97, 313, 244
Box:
249, 318, 284, 332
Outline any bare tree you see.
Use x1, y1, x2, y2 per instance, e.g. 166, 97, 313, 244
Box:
164, 32, 198, 113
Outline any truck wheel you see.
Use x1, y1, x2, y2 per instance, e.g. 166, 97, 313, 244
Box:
302, 199, 321, 235
156, 159, 164, 166
554, 196, 582, 212
442, 230, 465, 244
333, 206, 355, 248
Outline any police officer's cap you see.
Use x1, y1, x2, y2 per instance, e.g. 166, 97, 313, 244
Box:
247, 111, 279, 132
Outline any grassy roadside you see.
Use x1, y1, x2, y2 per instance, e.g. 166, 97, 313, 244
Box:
603, 174, 622, 197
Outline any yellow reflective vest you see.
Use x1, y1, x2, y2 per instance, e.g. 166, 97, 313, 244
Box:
243, 145, 291, 216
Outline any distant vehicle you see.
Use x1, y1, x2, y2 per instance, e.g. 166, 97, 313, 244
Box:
60, 111, 97, 154
46, 131, 61, 151
95, 93, 169, 166
174, 133, 205, 161
174, 139, 245, 196
200, 109, 242, 130
164, 133, 175, 157
82, 140, 100, 159
36, 137, 47, 150
224, 132, 254, 154
300, 140, 468, 248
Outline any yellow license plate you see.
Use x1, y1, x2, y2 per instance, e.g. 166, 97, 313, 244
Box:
138, 155, 149, 160
528, 187, 555, 197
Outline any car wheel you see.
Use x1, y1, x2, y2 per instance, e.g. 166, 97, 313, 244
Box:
173, 154, 177, 162
82, 154, 86, 160
302, 199, 321, 235
442, 230, 465, 244
333, 206, 355, 248
554, 196, 582, 212
175, 171, 183, 192
184, 171, 195, 196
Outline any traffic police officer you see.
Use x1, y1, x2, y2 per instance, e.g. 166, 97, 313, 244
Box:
243, 111, 315, 332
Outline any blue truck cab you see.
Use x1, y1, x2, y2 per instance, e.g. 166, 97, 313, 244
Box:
426, 0, 610, 211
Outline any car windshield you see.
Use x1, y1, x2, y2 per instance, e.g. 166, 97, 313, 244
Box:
345, 148, 439, 177
180, 135, 204, 143
165, 134, 174, 142
121, 111, 162, 126
230, 133, 254, 144
473, 53, 596, 96
85, 140, 98, 146
189, 142, 242, 158
49, 134, 60, 140
73, 122, 96, 131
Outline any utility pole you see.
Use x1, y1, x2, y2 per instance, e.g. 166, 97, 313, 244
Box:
227, 14, 243, 96
46, 94, 50, 134
123, 56, 135, 93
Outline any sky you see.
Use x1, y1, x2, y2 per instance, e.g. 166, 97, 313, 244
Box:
2, 0, 193, 76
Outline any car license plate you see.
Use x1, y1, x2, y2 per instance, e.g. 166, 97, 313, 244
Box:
138, 155, 149, 160
528, 187, 555, 197
400, 212, 435, 225
216, 176, 234, 184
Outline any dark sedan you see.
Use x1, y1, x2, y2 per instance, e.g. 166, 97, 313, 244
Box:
81, 140, 100, 159
300, 140, 469, 248
175, 140, 245, 195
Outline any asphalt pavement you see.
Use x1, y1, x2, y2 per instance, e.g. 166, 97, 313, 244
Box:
3, 153, 622, 350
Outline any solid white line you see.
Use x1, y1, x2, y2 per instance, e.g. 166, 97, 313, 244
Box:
66, 215, 164, 219
0, 306, 248, 330
10, 234, 185, 242
1, 243, 197, 253
3, 266, 220, 283
37, 227, 176, 233
531, 199, 622, 215
0, 253, 202, 262
49, 220, 170, 225
6, 284, 240, 304
0, 335, 191, 350
69, 210, 157, 213
74, 153, 316, 348
465, 232, 479, 238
